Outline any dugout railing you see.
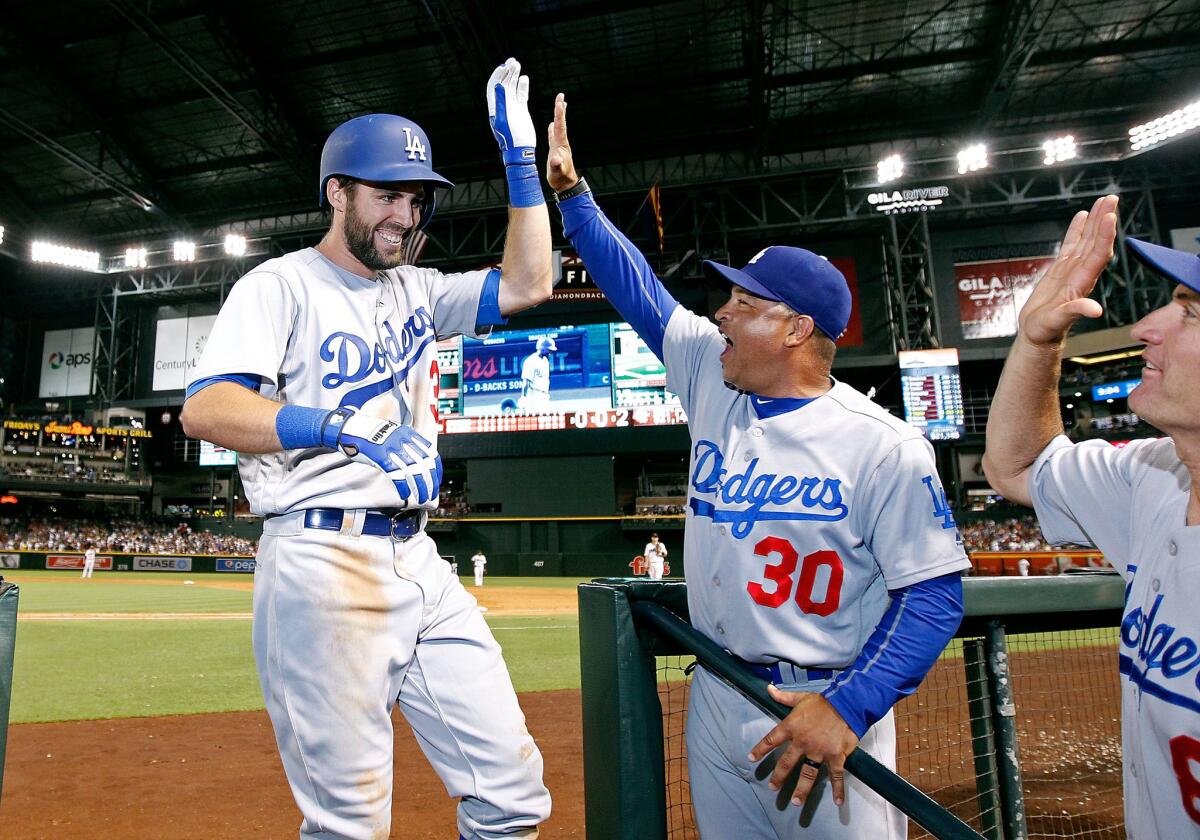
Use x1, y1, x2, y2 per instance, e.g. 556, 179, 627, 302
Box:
579, 574, 1125, 840
0, 577, 18, 805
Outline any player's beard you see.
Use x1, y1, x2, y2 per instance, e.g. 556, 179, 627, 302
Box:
343, 200, 408, 272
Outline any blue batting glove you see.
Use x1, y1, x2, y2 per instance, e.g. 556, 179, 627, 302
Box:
321, 407, 442, 506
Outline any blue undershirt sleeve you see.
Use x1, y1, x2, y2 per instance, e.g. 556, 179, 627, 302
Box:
821, 572, 964, 738
557, 191, 679, 361
184, 373, 264, 401
475, 268, 508, 330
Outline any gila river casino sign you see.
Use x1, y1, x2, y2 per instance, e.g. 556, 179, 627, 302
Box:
866, 185, 949, 215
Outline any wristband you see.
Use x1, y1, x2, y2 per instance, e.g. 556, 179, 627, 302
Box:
553, 176, 590, 203
319, 407, 354, 449
506, 162, 545, 209
275, 404, 330, 450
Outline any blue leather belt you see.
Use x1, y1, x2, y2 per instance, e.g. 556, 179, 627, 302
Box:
302, 508, 423, 540
741, 660, 835, 685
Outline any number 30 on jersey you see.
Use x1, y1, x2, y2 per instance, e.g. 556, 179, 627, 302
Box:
747, 535, 844, 617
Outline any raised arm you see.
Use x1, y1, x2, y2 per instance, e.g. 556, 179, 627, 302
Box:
485, 58, 553, 316
983, 194, 1118, 505
545, 93, 680, 360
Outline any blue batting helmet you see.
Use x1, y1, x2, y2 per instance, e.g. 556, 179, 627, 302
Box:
536, 337, 557, 353
319, 114, 454, 229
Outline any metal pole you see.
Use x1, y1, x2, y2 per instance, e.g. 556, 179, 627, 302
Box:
0, 579, 19, 806
963, 638, 1002, 840
984, 620, 1028, 840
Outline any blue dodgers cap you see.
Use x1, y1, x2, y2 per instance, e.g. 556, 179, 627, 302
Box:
702, 246, 852, 339
1127, 238, 1200, 295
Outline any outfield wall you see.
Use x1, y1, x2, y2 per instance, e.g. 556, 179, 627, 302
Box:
0, 551, 256, 574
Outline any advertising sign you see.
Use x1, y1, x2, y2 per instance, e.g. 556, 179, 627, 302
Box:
0, 554, 18, 569
133, 556, 193, 571
1092, 379, 1141, 401
39, 327, 95, 398
152, 315, 217, 391
215, 558, 256, 573
955, 256, 1055, 339
47, 554, 114, 570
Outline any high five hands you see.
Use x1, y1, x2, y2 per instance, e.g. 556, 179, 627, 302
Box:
546, 93, 578, 193
1017, 194, 1119, 348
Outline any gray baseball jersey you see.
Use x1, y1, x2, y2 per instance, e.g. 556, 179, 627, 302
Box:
665, 303, 968, 839
190, 247, 549, 837
664, 307, 970, 668
1031, 434, 1200, 838
190, 247, 490, 515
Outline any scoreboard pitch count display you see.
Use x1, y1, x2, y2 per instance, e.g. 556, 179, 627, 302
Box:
899, 348, 966, 441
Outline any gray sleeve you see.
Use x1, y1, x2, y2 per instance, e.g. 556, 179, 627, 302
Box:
423, 267, 494, 339
662, 306, 724, 418
1028, 435, 1136, 558
190, 271, 297, 388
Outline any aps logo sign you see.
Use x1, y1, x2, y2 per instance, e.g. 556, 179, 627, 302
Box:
48, 350, 92, 369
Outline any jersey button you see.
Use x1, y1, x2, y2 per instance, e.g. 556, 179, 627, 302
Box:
743, 453, 753, 462
1169, 541, 1178, 556
1152, 578, 1160, 592
713, 576, 720, 587
716, 623, 726, 635
750, 427, 763, 437
719, 526, 726, 536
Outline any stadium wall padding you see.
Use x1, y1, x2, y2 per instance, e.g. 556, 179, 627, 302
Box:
466, 455, 616, 517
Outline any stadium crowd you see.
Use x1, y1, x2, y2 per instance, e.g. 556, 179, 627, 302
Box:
0, 512, 1056, 557
0, 516, 256, 556
957, 516, 1057, 552
1, 460, 137, 484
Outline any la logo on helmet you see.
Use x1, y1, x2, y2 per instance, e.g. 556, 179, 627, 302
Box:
402, 127, 427, 162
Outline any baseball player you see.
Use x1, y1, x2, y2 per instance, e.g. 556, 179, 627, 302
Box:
81, 543, 96, 579
984, 194, 1200, 838
644, 533, 668, 580
545, 95, 969, 838
1017, 557, 1030, 577
518, 336, 555, 411
472, 549, 488, 587
180, 59, 553, 840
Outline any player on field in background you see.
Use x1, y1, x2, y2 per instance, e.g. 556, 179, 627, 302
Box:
983, 194, 1200, 838
81, 542, 96, 579
1017, 557, 1030, 577
544, 93, 968, 838
472, 548, 488, 587
518, 336, 555, 411
181, 59, 553, 840
644, 533, 668, 580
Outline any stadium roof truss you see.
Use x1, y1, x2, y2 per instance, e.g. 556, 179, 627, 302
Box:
2, 0, 1199, 366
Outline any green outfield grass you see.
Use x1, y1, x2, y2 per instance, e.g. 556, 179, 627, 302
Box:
4, 572, 253, 614
2, 571, 1116, 724
3, 570, 582, 724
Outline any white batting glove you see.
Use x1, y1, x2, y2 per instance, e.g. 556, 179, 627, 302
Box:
487, 57, 536, 165
321, 408, 442, 506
